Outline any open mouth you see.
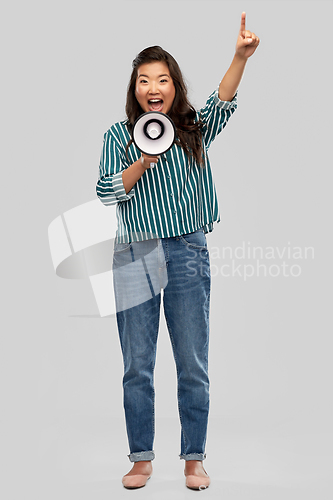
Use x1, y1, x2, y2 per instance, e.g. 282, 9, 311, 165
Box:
148, 99, 164, 111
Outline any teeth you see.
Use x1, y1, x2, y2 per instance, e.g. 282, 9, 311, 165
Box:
149, 99, 162, 103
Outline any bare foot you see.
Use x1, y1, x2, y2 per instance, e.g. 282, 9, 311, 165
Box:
184, 460, 208, 477
124, 460, 153, 477
122, 460, 153, 489
184, 460, 210, 490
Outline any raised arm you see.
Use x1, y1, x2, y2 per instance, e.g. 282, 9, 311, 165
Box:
218, 12, 260, 102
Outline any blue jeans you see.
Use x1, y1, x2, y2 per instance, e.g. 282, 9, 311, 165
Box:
112, 228, 210, 462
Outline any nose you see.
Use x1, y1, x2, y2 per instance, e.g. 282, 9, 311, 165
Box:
149, 81, 158, 94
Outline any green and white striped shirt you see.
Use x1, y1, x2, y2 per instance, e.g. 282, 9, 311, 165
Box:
96, 87, 238, 243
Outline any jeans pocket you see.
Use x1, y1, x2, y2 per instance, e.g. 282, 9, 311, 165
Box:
179, 228, 207, 251
113, 241, 132, 254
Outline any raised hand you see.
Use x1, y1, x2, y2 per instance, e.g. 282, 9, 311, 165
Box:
236, 12, 260, 60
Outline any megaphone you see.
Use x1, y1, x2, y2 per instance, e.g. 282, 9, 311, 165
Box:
132, 112, 176, 156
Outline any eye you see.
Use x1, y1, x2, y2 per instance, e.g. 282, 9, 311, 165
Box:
139, 79, 148, 84
160, 79, 168, 83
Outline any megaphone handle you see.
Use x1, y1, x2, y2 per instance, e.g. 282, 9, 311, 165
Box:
140, 155, 156, 169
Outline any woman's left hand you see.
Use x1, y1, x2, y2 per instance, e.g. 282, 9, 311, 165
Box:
235, 12, 260, 60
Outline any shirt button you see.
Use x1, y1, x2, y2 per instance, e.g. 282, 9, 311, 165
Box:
170, 192, 173, 197
174, 210, 177, 214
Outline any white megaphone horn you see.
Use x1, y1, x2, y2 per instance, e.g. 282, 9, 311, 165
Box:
132, 112, 176, 156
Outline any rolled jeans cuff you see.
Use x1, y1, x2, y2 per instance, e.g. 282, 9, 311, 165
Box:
128, 450, 155, 462
179, 453, 207, 461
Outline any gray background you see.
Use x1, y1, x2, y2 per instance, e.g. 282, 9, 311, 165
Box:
1, 0, 332, 499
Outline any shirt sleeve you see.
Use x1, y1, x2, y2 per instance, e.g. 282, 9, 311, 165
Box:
96, 127, 135, 206
199, 87, 238, 150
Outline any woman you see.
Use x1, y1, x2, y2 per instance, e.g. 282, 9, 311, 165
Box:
96, 12, 259, 490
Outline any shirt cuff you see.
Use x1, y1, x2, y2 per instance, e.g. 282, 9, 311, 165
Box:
111, 171, 134, 201
213, 88, 238, 110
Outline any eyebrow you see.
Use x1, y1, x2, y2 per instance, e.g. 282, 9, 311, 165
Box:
138, 74, 170, 79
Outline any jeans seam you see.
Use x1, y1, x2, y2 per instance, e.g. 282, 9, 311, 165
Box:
158, 239, 165, 288
151, 325, 158, 448
163, 239, 169, 266
164, 312, 188, 455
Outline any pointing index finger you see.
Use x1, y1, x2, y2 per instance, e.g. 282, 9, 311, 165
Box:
240, 11, 246, 33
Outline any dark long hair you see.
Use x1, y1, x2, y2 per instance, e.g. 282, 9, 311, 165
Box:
125, 46, 205, 167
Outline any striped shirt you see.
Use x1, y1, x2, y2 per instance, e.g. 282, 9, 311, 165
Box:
96, 87, 238, 243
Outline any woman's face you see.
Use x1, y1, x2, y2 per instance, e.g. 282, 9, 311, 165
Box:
135, 61, 176, 114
